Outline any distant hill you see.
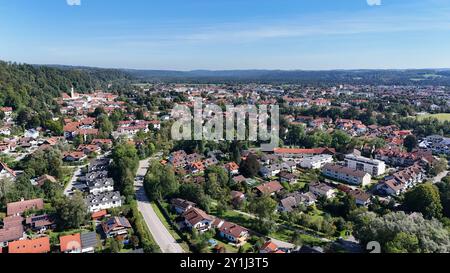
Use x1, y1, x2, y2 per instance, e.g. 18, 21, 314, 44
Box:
124, 68, 450, 86
23, 62, 450, 86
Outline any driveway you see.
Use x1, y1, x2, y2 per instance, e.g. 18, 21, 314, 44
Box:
134, 158, 184, 253
432, 171, 449, 184
64, 152, 111, 196
64, 165, 86, 196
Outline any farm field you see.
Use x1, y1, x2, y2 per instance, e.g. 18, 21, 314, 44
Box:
416, 113, 450, 122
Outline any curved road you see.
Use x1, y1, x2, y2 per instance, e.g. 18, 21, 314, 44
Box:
134, 158, 184, 253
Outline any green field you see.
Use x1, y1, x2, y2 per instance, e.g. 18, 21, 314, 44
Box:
416, 113, 450, 122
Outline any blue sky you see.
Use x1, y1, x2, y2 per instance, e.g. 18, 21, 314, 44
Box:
1, 0, 450, 70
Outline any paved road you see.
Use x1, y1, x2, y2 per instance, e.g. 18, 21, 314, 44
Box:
64, 165, 84, 196
134, 158, 184, 253
64, 152, 111, 196
432, 171, 449, 184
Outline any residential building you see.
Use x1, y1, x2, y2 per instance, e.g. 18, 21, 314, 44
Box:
272, 147, 336, 160
87, 178, 114, 195
344, 154, 386, 177
259, 164, 282, 177
182, 207, 214, 232
348, 189, 372, 206
419, 135, 450, 155
224, 162, 240, 175
0, 162, 16, 181
80, 232, 98, 253
101, 217, 132, 239
309, 182, 336, 199
0, 226, 24, 248
213, 219, 249, 245
322, 164, 372, 186
8, 236, 50, 254
260, 241, 284, 254
25, 214, 56, 233
60, 233, 82, 253
298, 154, 333, 169
7, 198, 44, 216
255, 181, 284, 196
35, 174, 57, 187
376, 163, 426, 196
171, 198, 196, 214
279, 171, 297, 184
85, 191, 123, 213
279, 192, 317, 212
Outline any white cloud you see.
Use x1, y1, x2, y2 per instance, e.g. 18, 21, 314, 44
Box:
66, 0, 81, 6
367, 0, 381, 6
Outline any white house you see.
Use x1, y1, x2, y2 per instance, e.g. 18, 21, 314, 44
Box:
182, 207, 214, 233
309, 182, 336, 199
85, 191, 124, 213
0, 162, 16, 181
0, 127, 11, 136
322, 163, 372, 186
24, 129, 39, 139
299, 155, 333, 169
344, 154, 386, 177
87, 178, 114, 195
213, 219, 249, 245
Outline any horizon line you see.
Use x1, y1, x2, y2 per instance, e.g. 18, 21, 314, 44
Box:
3, 59, 450, 72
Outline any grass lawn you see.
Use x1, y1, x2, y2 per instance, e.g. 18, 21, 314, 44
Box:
151, 202, 190, 252
297, 169, 319, 184
219, 210, 255, 228
61, 166, 76, 187
46, 228, 90, 247
211, 237, 240, 253
269, 226, 325, 247
416, 113, 450, 122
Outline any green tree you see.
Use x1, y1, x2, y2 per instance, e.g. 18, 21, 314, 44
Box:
403, 135, 417, 152
331, 130, 352, 152
352, 211, 450, 253
43, 119, 63, 136
110, 142, 139, 201
385, 232, 420, 253
248, 194, 277, 234
436, 177, 450, 218
144, 161, 179, 201
96, 114, 113, 137
429, 157, 448, 176
404, 183, 443, 219
55, 192, 88, 229
239, 154, 261, 178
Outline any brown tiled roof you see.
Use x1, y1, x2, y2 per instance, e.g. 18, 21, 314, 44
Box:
36, 174, 57, 187
171, 198, 196, 210
182, 208, 213, 226
274, 147, 336, 155
0, 226, 24, 243
2, 215, 24, 229
256, 181, 284, 195
218, 221, 247, 238
0, 162, 16, 177
348, 189, 371, 202
323, 163, 368, 178
7, 199, 44, 216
